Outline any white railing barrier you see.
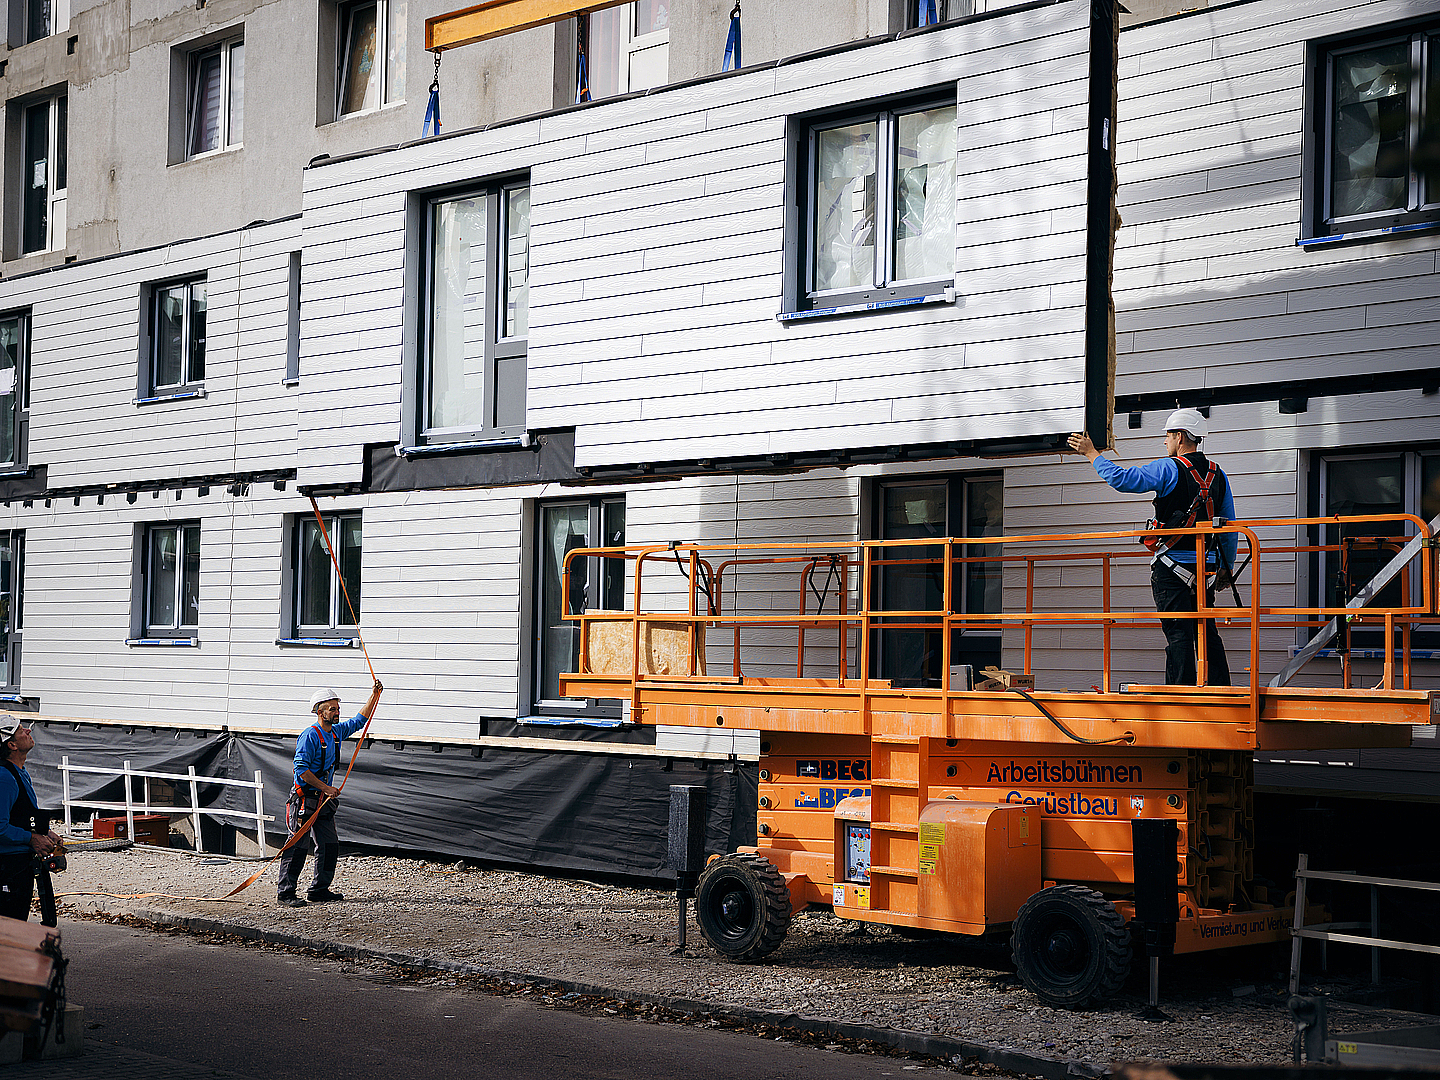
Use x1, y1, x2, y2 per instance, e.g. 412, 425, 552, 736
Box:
58, 757, 273, 857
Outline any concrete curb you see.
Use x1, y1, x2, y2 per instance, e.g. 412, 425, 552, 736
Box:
119, 906, 1108, 1080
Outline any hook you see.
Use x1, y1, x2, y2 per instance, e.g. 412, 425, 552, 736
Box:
729, 1, 741, 17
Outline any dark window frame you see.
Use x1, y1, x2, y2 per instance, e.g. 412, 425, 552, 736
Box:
0, 530, 24, 693
1303, 18, 1440, 242
532, 495, 625, 717
410, 175, 531, 447
0, 309, 32, 473
285, 510, 362, 639
19, 91, 66, 256
139, 275, 207, 400
907, 0, 971, 30
141, 521, 202, 640
786, 87, 958, 313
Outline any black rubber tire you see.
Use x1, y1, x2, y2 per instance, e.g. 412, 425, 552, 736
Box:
694, 853, 791, 961
1011, 884, 1132, 1008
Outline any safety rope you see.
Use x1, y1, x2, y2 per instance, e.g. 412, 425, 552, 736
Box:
224, 497, 381, 897
670, 542, 716, 616
422, 50, 443, 138
722, 2, 742, 71
1005, 685, 1135, 746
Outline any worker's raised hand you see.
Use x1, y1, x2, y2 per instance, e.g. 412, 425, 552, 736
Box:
1067, 432, 1098, 460
372, 679, 384, 695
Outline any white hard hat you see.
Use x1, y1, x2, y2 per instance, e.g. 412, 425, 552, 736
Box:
1165, 408, 1207, 441
308, 687, 340, 712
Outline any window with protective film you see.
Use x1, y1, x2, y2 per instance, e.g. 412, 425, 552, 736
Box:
417, 178, 530, 444
337, 0, 406, 116
578, 0, 667, 101
143, 522, 201, 638
0, 312, 30, 471
295, 512, 362, 636
799, 94, 956, 311
1306, 22, 1440, 240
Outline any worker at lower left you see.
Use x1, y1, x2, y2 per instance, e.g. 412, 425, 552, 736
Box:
0, 716, 63, 922
277, 681, 382, 908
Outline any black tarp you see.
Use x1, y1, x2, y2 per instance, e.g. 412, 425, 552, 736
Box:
26, 722, 755, 882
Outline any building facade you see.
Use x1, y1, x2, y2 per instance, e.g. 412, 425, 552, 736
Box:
1, 0, 1438, 872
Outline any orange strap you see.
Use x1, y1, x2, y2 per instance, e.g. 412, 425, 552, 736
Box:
224, 497, 382, 898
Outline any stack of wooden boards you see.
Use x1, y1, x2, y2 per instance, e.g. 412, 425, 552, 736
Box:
0, 918, 63, 1044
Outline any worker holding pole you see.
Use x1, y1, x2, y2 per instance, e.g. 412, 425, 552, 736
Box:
1068, 409, 1236, 686
277, 681, 383, 907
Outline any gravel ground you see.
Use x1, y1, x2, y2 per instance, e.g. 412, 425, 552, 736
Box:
48, 840, 1431, 1069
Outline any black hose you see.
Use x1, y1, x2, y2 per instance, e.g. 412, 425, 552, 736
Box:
1006, 685, 1135, 745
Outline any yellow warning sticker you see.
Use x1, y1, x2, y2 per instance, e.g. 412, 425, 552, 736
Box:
919, 859, 937, 876
856, 886, 870, 909
919, 841, 940, 862
919, 822, 945, 844
1337, 1044, 1357, 1055
1019, 813, 1030, 838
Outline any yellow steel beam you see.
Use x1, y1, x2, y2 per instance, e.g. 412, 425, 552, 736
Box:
426, 0, 630, 51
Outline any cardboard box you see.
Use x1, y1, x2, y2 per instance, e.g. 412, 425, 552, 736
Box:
92, 814, 169, 846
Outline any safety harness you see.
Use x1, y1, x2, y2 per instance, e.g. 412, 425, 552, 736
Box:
294, 722, 340, 801
1148, 455, 1228, 591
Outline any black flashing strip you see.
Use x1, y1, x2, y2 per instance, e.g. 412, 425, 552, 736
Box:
1083, 0, 1120, 449
0, 214, 302, 286
1114, 370, 1440, 415
38, 468, 296, 503
363, 429, 579, 492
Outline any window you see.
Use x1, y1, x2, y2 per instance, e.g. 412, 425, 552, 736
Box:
578, 0, 667, 102
0, 312, 31, 470
144, 523, 201, 638
141, 277, 206, 398
294, 512, 362, 636
20, 92, 65, 255
285, 251, 301, 382
534, 497, 625, 711
911, 0, 970, 28
337, 0, 406, 116
796, 94, 956, 311
1314, 451, 1440, 611
417, 178, 530, 443
874, 475, 1002, 686
185, 37, 243, 159
9, 0, 68, 46
0, 531, 24, 692
1307, 23, 1440, 240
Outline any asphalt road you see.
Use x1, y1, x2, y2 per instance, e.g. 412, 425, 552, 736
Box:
20, 919, 952, 1079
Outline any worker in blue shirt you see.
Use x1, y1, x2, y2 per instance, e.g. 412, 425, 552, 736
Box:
0, 715, 63, 922
277, 681, 382, 907
1069, 409, 1236, 686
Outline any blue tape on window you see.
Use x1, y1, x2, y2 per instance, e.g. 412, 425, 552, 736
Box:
0, 695, 26, 704
134, 389, 205, 406
518, 714, 628, 728
275, 637, 360, 647
1298, 221, 1440, 248
777, 292, 950, 322
1307, 648, 1437, 660
125, 637, 200, 646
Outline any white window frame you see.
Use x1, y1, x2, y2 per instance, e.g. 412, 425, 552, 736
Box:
19, 92, 65, 256
579, 0, 668, 101
0, 310, 30, 471
336, 0, 406, 117
144, 522, 201, 638
185, 36, 244, 161
294, 512, 362, 636
0, 530, 24, 693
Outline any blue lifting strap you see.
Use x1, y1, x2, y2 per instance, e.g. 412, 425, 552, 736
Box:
918, 0, 937, 26
722, 2, 742, 71
576, 46, 590, 103
422, 50, 442, 138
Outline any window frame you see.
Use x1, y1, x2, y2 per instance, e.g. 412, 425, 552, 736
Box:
1304, 19, 1440, 242
411, 175, 531, 447
908, 0, 971, 30
142, 521, 202, 640
336, 0, 406, 118
872, 473, 1002, 687
577, 0, 668, 102
290, 511, 362, 639
0, 530, 24, 694
19, 91, 66, 256
0, 310, 31, 473
140, 275, 207, 400
532, 495, 625, 717
789, 89, 958, 314
184, 35, 244, 161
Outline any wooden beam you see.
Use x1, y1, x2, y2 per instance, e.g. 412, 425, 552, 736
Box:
426, 0, 631, 52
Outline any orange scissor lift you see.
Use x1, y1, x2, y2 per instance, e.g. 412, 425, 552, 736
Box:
559, 515, 1439, 1007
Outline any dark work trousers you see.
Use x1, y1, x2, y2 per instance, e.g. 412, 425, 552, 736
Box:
1152, 561, 1232, 687
0, 851, 34, 920
276, 793, 339, 899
